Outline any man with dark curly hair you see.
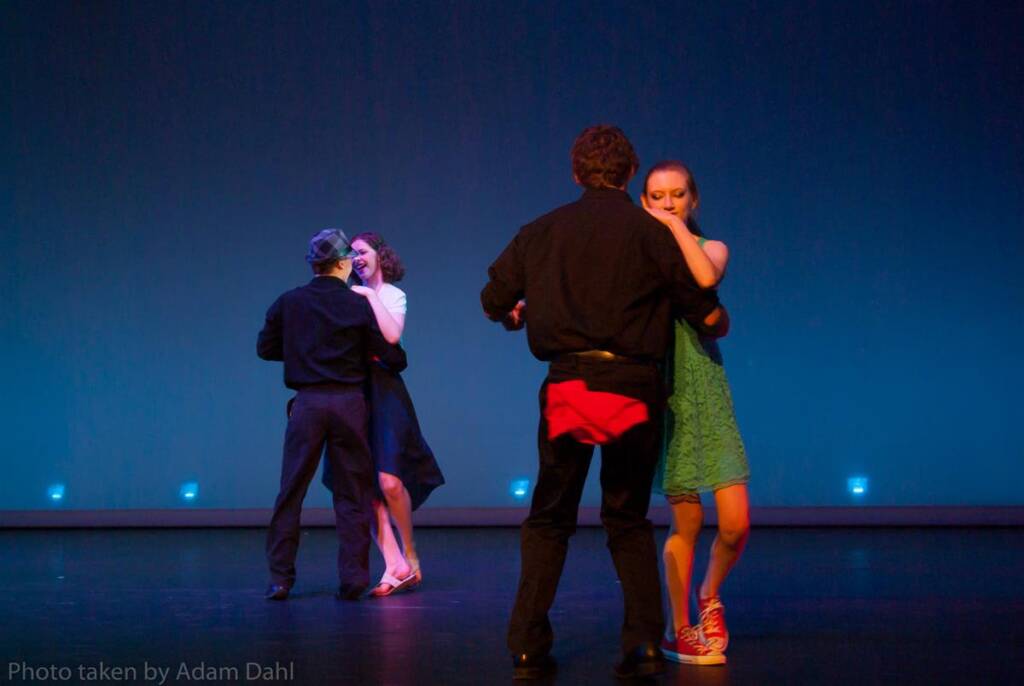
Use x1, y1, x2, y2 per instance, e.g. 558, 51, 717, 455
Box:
481, 124, 728, 679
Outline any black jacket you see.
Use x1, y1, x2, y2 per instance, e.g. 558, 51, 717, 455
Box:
481, 187, 721, 362
258, 276, 407, 389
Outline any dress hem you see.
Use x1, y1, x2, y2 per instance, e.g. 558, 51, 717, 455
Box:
662, 476, 750, 502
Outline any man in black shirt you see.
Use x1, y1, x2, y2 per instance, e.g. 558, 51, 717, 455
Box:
482, 125, 727, 679
258, 229, 407, 601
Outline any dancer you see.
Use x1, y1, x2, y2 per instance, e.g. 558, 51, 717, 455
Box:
641, 161, 750, 665
481, 125, 728, 680
321, 232, 445, 597
258, 229, 407, 601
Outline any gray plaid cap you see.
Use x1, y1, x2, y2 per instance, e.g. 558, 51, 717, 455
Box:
305, 228, 358, 264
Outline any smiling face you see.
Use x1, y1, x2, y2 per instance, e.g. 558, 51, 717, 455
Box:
642, 168, 699, 222
351, 239, 379, 283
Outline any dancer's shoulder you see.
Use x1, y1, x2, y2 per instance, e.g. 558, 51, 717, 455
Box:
378, 283, 407, 314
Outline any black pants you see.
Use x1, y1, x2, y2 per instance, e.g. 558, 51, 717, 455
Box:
266, 385, 375, 589
507, 357, 666, 656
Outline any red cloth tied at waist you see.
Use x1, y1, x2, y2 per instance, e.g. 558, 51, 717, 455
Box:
543, 379, 649, 445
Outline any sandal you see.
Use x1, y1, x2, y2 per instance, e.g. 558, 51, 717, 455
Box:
369, 570, 418, 597
406, 557, 422, 588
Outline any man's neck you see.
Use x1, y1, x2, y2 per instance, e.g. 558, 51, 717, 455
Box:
315, 271, 349, 282
582, 183, 628, 192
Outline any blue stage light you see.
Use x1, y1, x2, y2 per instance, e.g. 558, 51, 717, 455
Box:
510, 479, 530, 500
179, 481, 199, 502
48, 483, 65, 503
847, 476, 868, 497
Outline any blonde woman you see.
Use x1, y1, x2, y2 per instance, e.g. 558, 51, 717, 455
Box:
642, 162, 750, 665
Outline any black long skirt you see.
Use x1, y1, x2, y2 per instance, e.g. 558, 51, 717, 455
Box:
321, 366, 444, 511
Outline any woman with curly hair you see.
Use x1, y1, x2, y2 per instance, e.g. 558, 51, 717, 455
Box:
321, 232, 445, 596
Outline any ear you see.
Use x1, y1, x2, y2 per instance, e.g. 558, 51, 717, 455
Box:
640, 193, 650, 209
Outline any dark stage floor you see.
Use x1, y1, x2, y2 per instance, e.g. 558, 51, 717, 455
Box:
2, 526, 1022, 685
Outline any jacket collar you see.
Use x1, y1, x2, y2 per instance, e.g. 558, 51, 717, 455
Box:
308, 275, 349, 289
580, 186, 633, 204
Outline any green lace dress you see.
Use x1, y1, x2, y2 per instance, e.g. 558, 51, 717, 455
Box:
658, 239, 750, 501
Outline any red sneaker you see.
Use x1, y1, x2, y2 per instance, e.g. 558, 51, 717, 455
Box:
698, 595, 729, 653
661, 626, 726, 665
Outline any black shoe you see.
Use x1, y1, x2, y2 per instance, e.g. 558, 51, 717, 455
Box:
512, 653, 556, 680
264, 584, 290, 601
335, 583, 367, 601
613, 642, 665, 679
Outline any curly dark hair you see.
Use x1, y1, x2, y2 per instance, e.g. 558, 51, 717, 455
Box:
570, 124, 639, 189
352, 232, 405, 284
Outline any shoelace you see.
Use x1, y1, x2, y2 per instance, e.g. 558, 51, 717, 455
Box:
677, 626, 710, 653
699, 597, 726, 636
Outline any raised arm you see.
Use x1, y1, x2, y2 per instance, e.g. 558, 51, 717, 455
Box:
361, 300, 408, 373
645, 208, 728, 289
351, 285, 406, 344
644, 221, 727, 338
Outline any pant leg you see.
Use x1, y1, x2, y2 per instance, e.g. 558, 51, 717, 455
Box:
320, 451, 335, 494
598, 407, 665, 652
266, 392, 327, 588
507, 382, 595, 656
322, 390, 375, 588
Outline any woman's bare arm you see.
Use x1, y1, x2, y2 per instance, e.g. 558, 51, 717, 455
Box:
351, 285, 405, 344
646, 208, 729, 288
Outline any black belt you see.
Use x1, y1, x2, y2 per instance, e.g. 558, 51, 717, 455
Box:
553, 350, 655, 366
295, 382, 362, 392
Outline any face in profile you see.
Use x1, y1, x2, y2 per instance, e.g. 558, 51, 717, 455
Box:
642, 169, 698, 222
351, 239, 378, 283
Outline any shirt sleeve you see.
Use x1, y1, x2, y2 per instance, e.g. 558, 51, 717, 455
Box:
379, 285, 408, 317
480, 229, 526, 320
257, 296, 284, 361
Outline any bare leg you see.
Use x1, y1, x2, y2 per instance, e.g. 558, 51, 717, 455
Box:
376, 473, 415, 573
663, 499, 703, 633
698, 484, 750, 599
372, 497, 410, 580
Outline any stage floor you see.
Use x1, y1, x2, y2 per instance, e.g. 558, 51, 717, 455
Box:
2, 526, 1021, 685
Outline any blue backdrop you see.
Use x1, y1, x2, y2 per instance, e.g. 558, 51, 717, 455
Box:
3, 1, 1022, 511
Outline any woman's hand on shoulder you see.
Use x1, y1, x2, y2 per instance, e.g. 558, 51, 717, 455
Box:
350, 285, 374, 298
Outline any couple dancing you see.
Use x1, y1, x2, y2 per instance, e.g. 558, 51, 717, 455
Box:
482, 125, 750, 678
258, 230, 444, 601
